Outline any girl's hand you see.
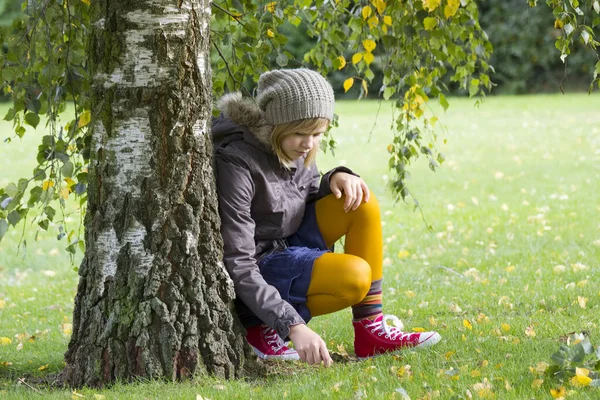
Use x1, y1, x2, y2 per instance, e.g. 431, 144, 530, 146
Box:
288, 324, 333, 367
330, 172, 370, 213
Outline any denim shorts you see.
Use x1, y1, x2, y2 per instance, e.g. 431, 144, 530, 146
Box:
236, 202, 329, 327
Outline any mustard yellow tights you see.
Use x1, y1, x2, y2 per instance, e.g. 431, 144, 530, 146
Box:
306, 191, 383, 317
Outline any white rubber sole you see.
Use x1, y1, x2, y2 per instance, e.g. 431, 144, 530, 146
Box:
357, 333, 442, 360
251, 345, 300, 361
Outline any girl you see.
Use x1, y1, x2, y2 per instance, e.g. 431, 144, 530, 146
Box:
212, 68, 440, 366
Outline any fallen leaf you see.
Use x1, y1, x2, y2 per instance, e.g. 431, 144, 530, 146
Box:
577, 296, 587, 309
501, 323, 511, 332
38, 364, 49, 371
525, 325, 536, 337
463, 319, 473, 331
532, 378, 544, 388
550, 386, 566, 398
0, 337, 12, 345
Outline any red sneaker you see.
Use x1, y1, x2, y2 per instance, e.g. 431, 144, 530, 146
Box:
353, 314, 441, 359
246, 325, 300, 360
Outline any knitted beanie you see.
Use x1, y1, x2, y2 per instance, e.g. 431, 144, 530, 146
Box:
256, 68, 335, 125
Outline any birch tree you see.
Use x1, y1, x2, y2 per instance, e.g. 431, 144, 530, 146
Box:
58, 0, 252, 387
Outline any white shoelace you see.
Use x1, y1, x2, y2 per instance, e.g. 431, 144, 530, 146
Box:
365, 314, 411, 340
262, 327, 285, 351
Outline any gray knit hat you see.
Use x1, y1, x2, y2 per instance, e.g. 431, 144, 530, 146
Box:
256, 68, 335, 125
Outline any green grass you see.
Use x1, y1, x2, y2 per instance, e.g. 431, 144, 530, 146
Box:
1, 93, 600, 399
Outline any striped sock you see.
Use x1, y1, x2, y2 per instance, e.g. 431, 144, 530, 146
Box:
352, 279, 383, 321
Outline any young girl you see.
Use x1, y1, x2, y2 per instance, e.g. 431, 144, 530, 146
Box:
212, 68, 440, 366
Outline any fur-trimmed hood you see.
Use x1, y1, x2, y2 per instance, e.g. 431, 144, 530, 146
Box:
214, 92, 273, 149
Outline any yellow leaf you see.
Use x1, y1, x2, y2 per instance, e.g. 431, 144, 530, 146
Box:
336, 56, 346, 70
81, 0, 90, 5
397, 250, 410, 259
463, 319, 473, 331
577, 296, 587, 309
352, 53, 363, 64
554, 19, 564, 29
501, 323, 511, 332
383, 15, 392, 26
371, 0, 386, 14
387, 144, 394, 153
363, 39, 376, 53
505, 265, 515, 273
429, 316, 438, 326
571, 374, 592, 386
265, 1, 277, 13
363, 52, 375, 65
62, 323, 73, 335
60, 186, 70, 200
343, 78, 354, 93
361, 79, 368, 96
531, 379, 543, 388
412, 327, 425, 332
38, 364, 49, 371
422, 0, 441, 12
362, 5, 373, 19
0, 299, 5, 309
42, 180, 55, 191
266, 29, 275, 38
405, 290, 416, 298
444, 0, 460, 19
423, 17, 438, 30
78, 110, 91, 128
0, 337, 12, 345
367, 15, 379, 28
64, 177, 76, 188
444, 351, 455, 359
576, 367, 590, 377
471, 370, 481, 377
525, 325, 536, 337
550, 387, 566, 398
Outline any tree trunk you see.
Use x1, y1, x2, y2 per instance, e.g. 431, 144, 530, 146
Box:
61, 0, 253, 387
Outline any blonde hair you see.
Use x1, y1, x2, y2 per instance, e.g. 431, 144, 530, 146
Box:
271, 118, 330, 168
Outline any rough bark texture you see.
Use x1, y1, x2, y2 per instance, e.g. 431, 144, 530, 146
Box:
61, 0, 253, 387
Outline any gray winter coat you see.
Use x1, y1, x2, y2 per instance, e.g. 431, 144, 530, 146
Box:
213, 93, 352, 338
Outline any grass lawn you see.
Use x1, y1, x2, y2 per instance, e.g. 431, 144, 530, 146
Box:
1, 93, 600, 399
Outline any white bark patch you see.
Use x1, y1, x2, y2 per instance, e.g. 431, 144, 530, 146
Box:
98, 3, 193, 88
107, 110, 153, 197
192, 119, 207, 139
92, 120, 107, 154
123, 219, 154, 275
197, 52, 207, 76
218, 262, 235, 297
96, 228, 119, 279
183, 230, 197, 255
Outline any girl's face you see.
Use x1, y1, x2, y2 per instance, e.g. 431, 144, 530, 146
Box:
280, 130, 325, 160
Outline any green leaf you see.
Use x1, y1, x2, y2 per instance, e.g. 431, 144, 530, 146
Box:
276, 53, 289, 66
469, 79, 480, 97
24, 112, 40, 129
424, 17, 438, 30
7, 210, 21, 227
5, 183, 18, 197
569, 344, 585, 363
0, 219, 8, 242
45, 206, 56, 222
39, 219, 49, 231
61, 161, 74, 178
440, 94, 449, 111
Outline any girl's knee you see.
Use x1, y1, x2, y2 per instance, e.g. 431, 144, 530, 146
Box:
353, 190, 380, 219
345, 258, 371, 303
